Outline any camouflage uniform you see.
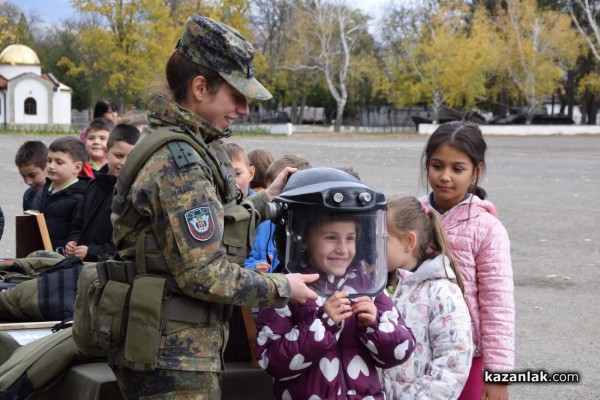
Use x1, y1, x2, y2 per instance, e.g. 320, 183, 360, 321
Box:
111, 16, 288, 399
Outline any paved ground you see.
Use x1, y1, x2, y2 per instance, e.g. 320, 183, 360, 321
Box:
0, 132, 597, 398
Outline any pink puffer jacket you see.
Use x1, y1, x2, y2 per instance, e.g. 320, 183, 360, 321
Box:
421, 195, 515, 372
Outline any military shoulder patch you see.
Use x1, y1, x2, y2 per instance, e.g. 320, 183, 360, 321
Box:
184, 206, 216, 241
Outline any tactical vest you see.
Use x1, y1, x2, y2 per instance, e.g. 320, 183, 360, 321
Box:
72, 126, 259, 370
112, 125, 259, 267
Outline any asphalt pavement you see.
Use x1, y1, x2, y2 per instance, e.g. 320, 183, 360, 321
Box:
0, 132, 597, 398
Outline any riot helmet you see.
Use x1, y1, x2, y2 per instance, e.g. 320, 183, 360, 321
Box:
267, 168, 387, 298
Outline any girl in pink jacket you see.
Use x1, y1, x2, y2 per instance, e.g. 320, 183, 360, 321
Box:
420, 122, 515, 400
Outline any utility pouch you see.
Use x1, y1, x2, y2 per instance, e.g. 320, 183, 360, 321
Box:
123, 275, 168, 371
223, 199, 259, 265
71, 264, 105, 357
96, 259, 137, 285
94, 280, 131, 354
73, 259, 136, 357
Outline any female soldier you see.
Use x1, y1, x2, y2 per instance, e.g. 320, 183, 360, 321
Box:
110, 15, 318, 399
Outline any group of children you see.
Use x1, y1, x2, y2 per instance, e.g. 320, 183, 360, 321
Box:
14, 117, 141, 261
225, 121, 514, 400
9, 119, 514, 399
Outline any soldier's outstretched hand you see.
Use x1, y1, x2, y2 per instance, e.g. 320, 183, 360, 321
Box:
286, 273, 319, 303
265, 167, 298, 201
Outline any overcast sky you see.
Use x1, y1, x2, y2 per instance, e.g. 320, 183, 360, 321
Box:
19, 0, 75, 25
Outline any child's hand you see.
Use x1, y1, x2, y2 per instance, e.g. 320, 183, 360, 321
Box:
481, 383, 509, 400
254, 262, 270, 273
65, 241, 77, 255
323, 291, 353, 325
72, 245, 88, 261
352, 296, 377, 327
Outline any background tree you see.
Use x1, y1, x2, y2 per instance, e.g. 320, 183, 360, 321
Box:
14, 13, 36, 46
2, 0, 597, 127
381, 0, 497, 123
251, 0, 311, 123
344, 43, 390, 127
36, 21, 94, 111
252, 0, 386, 126
567, 0, 600, 61
59, 0, 252, 112
566, 0, 600, 123
282, 0, 369, 132
0, 2, 23, 49
59, 0, 175, 111
494, 0, 585, 122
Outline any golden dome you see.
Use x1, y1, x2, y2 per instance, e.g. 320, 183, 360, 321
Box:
0, 44, 40, 66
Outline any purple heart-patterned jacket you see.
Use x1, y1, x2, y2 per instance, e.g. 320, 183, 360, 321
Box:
256, 289, 415, 400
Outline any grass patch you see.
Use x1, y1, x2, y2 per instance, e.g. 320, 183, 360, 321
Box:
291, 130, 420, 138
231, 126, 273, 136
232, 125, 419, 138
0, 125, 419, 138
0, 127, 80, 136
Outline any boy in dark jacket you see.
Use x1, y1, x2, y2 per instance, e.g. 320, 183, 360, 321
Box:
31, 137, 89, 251
14, 141, 48, 211
66, 124, 140, 261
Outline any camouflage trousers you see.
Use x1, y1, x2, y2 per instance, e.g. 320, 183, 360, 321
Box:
112, 366, 221, 400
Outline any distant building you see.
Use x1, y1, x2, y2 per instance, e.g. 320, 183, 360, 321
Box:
0, 44, 72, 130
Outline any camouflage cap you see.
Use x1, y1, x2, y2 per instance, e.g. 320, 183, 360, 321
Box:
177, 15, 272, 101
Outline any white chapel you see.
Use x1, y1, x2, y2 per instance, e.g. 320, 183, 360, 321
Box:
0, 44, 72, 130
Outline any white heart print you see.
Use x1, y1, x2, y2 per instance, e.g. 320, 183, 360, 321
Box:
309, 319, 326, 342
258, 350, 269, 369
364, 339, 378, 355
319, 357, 339, 382
378, 312, 395, 333
276, 306, 292, 317
285, 327, 300, 341
289, 353, 312, 370
394, 340, 409, 360
347, 355, 370, 379
257, 325, 281, 345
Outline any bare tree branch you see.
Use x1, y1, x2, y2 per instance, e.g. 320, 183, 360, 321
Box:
567, 0, 600, 62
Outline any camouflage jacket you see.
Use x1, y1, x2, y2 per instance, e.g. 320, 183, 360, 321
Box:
112, 92, 291, 372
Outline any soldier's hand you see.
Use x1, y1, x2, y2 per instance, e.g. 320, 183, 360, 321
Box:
286, 273, 318, 303
265, 167, 298, 201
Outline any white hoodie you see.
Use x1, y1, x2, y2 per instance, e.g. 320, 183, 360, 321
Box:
382, 255, 473, 400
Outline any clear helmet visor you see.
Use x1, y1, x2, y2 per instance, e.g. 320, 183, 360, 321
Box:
282, 209, 387, 298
